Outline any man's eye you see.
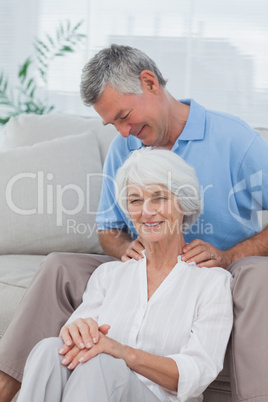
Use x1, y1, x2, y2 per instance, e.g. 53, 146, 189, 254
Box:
121, 112, 130, 120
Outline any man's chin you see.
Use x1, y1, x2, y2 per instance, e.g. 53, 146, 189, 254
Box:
140, 135, 157, 147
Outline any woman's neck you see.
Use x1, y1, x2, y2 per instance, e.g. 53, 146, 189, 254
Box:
143, 235, 187, 300
144, 235, 187, 271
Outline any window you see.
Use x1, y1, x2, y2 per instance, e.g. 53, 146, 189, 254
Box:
1, 0, 268, 127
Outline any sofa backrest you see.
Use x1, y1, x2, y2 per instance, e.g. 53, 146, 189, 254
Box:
0, 113, 267, 256
0, 113, 118, 255
1, 112, 118, 164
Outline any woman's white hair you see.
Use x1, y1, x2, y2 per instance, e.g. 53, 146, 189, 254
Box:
115, 147, 202, 228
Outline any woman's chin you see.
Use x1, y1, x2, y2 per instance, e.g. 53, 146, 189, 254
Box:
140, 230, 165, 243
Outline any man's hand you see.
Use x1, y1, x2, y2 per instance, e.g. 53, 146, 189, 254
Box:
121, 236, 145, 262
182, 240, 232, 269
59, 318, 110, 355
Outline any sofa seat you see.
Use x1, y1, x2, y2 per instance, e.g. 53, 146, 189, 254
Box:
0, 255, 45, 339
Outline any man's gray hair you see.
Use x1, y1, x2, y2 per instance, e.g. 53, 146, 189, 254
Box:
80, 44, 167, 106
115, 147, 202, 228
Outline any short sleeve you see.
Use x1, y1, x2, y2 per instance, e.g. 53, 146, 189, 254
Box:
236, 134, 268, 212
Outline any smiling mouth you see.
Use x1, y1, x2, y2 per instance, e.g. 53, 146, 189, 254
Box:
131, 125, 145, 138
143, 222, 163, 228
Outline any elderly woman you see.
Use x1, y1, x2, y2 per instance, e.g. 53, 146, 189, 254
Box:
18, 148, 233, 402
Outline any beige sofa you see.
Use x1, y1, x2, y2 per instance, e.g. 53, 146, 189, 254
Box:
0, 112, 267, 401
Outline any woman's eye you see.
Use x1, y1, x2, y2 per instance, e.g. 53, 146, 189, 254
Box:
129, 199, 142, 204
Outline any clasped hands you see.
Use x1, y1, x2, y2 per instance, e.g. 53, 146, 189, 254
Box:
121, 236, 232, 269
59, 317, 113, 370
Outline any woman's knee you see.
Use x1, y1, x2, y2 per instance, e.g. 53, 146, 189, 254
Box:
29, 337, 63, 361
76, 354, 129, 383
98, 353, 127, 373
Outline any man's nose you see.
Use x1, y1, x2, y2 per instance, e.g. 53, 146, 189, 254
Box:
116, 122, 131, 138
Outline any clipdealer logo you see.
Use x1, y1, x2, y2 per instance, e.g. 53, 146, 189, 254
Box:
228, 170, 263, 228
5, 171, 106, 227
5, 170, 263, 235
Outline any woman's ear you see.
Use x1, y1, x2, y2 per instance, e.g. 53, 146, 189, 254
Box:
140, 70, 160, 94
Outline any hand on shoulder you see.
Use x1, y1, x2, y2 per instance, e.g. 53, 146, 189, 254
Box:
182, 239, 233, 269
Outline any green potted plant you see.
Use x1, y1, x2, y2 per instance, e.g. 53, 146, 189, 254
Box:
0, 20, 85, 125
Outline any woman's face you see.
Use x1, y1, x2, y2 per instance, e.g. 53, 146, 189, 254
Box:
127, 183, 184, 243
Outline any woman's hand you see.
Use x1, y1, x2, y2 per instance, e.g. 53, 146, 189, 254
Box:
121, 236, 145, 262
59, 318, 110, 355
60, 332, 122, 370
182, 240, 233, 268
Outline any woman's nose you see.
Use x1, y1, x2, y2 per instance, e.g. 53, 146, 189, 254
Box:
142, 200, 157, 217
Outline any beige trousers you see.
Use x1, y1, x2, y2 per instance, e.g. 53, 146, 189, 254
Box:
228, 257, 268, 402
0, 253, 267, 401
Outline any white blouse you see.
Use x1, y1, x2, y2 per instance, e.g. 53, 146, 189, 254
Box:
66, 254, 233, 402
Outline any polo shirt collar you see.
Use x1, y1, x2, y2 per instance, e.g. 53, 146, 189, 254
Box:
128, 133, 143, 151
177, 99, 206, 142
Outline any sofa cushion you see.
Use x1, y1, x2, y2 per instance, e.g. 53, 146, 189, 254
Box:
0, 255, 45, 338
0, 131, 104, 255
1, 113, 93, 150
0, 112, 118, 165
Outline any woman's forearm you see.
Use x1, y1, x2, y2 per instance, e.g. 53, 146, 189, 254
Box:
60, 332, 178, 391
116, 343, 179, 392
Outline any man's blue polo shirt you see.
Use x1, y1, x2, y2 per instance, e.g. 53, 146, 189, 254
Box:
96, 99, 268, 250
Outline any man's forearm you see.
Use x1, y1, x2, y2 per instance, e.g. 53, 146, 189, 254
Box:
98, 229, 132, 259
227, 226, 268, 264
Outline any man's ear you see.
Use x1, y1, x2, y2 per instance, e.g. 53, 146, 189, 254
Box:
140, 70, 160, 94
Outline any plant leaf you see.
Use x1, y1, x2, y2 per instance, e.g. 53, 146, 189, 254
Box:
26, 78, 35, 90
29, 87, 36, 98
46, 34, 55, 47
61, 45, 74, 52
73, 21, 83, 31
0, 117, 11, 125
35, 39, 50, 53
18, 58, 32, 83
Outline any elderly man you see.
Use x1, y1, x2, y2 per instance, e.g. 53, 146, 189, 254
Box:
0, 45, 267, 402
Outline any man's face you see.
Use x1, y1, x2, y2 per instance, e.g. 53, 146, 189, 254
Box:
93, 85, 170, 147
